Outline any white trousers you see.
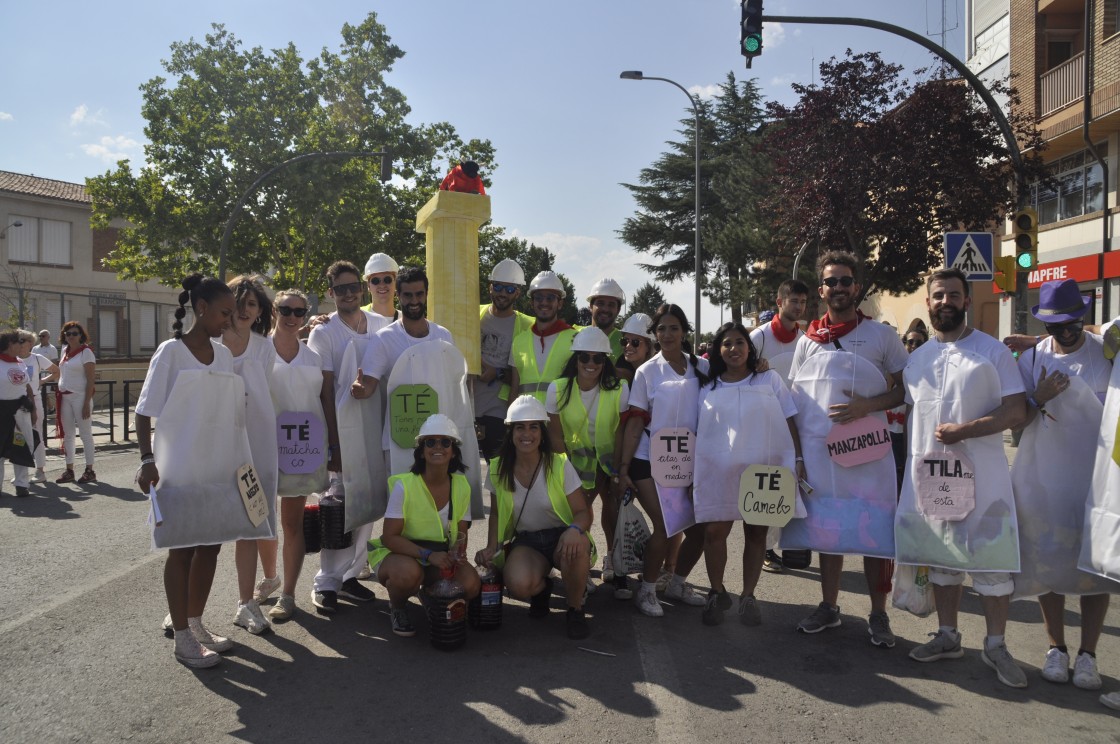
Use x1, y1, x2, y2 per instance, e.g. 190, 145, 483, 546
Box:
59, 393, 94, 468
313, 521, 374, 593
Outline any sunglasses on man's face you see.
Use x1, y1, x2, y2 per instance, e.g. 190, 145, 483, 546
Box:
1044, 320, 1084, 336
491, 283, 518, 295
367, 276, 393, 286
331, 282, 362, 296
277, 306, 309, 318
423, 437, 453, 449
822, 276, 855, 288
577, 352, 606, 365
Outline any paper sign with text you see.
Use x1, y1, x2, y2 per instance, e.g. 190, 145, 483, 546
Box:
738, 464, 797, 527
916, 451, 976, 521
389, 384, 439, 449
276, 411, 326, 475
825, 417, 892, 468
236, 463, 269, 527
650, 427, 695, 488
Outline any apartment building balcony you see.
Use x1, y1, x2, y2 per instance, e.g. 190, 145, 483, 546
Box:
1041, 51, 1085, 117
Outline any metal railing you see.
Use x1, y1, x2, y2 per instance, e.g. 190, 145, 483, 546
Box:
1041, 52, 1085, 117
37, 379, 146, 448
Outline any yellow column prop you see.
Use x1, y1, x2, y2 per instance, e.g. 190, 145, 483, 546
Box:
415, 190, 491, 374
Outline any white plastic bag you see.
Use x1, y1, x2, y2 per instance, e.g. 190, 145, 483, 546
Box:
891, 564, 934, 618
612, 491, 651, 576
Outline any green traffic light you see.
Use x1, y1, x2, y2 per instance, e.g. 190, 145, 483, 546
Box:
743, 34, 761, 54
1016, 252, 1034, 269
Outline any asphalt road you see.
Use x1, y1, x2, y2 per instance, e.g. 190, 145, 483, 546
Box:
1, 444, 1118, 743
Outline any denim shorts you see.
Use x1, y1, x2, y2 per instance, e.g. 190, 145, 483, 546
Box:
511, 526, 568, 567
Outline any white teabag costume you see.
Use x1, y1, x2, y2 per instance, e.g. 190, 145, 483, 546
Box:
335, 337, 387, 531
896, 339, 1020, 571
151, 369, 271, 549
228, 333, 278, 533
1013, 335, 1118, 597
271, 348, 330, 497
693, 375, 805, 524
781, 352, 895, 558
648, 378, 700, 537
386, 340, 483, 519
1079, 319, 1120, 582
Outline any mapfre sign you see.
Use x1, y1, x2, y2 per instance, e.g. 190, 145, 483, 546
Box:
1026, 255, 1099, 288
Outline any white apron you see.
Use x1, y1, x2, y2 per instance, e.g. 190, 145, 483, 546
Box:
233, 355, 278, 533
335, 337, 386, 531
1079, 346, 1120, 582
781, 351, 896, 558
151, 369, 272, 549
386, 340, 483, 519
693, 383, 804, 524
648, 378, 698, 537
270, 361, 330, 497
896, 344, 1019, 571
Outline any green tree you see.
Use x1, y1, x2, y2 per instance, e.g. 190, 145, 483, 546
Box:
478, 229, 578, 324
628, 281, 666, 318
619, 73, 771, 324
87, 13, 495, 296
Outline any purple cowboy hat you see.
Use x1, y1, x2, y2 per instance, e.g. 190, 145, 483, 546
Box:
1031, 278, 1090, 323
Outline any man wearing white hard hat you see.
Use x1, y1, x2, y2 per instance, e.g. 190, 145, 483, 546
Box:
507, 270, 577, 405
585, 278, 626, 360
477, 258, 533, 460
361, 252, 400, 319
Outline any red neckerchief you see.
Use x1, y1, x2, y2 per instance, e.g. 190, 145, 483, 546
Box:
0, 353, 19, 363
770, 316, 799, 344
56, 343, 93, 438
531, 320, 572, 352
806, 310, 870, 345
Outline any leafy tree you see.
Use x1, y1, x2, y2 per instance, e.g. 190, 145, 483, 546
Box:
87, 13, 496, 296
619, 73, 771, 324
628, 281, 666, 318
762, 51, 1045, 301
478, 229, 578, 324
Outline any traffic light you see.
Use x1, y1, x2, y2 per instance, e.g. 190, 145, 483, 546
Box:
993, 255, 1018, 294
1012, 207, 1038, 270
741, 0, 763, 67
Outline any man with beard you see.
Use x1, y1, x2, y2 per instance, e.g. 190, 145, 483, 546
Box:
508, 271, 577, 404
784, 251, 908, 649
897, 267, 1028, 688
584, 278, 626, 360
476, 259, 532, 460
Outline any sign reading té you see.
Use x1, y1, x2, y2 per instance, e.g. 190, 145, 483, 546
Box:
650, 427, 695, 487
389, 384, 439, 449
276, 411, 326, 475
944, 232, 994, 281
738, 464, 796, 527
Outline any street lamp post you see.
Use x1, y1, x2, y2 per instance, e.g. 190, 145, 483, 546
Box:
0, 220, 23, 240
620, 71, 703, 348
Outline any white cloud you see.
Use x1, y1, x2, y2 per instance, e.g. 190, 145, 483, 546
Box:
69, 104, 107, 128
688, 84, 721, 101
769, 73, 797, 89
764, 22, 786, 50
0, 112, 12, 122
81, 135, 141, 163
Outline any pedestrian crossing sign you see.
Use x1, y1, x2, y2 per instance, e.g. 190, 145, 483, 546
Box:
943, 232, 994, 281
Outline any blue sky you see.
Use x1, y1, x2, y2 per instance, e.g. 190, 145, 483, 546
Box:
0, 1, 964, 332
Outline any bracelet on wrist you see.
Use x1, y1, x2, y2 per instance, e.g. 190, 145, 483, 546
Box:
140, 452, 154, 462
567, 523, 584, 536
795, 456, 804, 462
418, 548, 432, 565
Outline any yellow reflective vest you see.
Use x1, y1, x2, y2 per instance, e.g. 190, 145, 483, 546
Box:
553, 378, 624, 489
367, 472, 471, 571
510, 326, 576, 403
480, 304, 533, 402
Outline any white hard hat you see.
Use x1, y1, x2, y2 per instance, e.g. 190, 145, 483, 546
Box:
364, 252, 399, 278
528, 270, 565, 299
489, 258, 526, 285
620, 313, 655, 342
570, 326, 612, 354
504, 395, 549, 424
586, 278, 626, 306
415, 413, 461, 445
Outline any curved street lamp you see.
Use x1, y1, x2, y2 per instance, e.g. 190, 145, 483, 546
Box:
0, 220, 23, 240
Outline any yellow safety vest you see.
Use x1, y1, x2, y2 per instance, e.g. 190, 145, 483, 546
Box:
367, 472, 470, 570
480, 305, 534, 402
510, 327, 576, 403
553, 378, 623, 489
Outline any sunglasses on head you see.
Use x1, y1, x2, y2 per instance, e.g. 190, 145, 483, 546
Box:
277, 306, 309, 318
1044, 320, 1084, 336
65, 330, 82, 337
367, 276, 393, 286
577, 352, 606, 364
423, 437, 453, 449
822, 276, 855, 288
623, 337, 645, 348
491, 283, 518, 295
330, 282, 362, 296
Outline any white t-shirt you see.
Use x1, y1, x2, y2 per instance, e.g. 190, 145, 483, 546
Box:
485, 457, 582, 532
307, 310, 390, 377
0, 357, 31, 401
698, 371, 798, 419
1018, 333, 1110, 402
20, 353, 50, 397
629, 352, 710, 461
33, 343, 57, 361
384, 478, 473, 526
789, 318, 908, 382
222, 332, 276, 386
361, 319, 453, 380
273, 338, 323, 374
904, 330, 1024, 407
546, 380, 630, 447
136, 339, 235, 419
749, 322, 803, 382
58, 347, 96, 395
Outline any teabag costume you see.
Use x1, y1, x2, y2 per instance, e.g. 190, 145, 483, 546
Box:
335, 337, 388, 531
1079, 319, 1120, 583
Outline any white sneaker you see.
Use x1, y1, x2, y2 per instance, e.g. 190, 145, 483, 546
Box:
1073, 653, 1102, 690
665, 579, 707, 607
161, 613, 174, 633
356, 563, 372, 580
1041, 647, 1070, 683
233, 600, 271, 635
636, 587, 664, 617
655, 569, 672, 592
253, 576, 281, 603
269, 593, 296, 621
602, 553, 615, 583
173, 630, 220, 669
29, 469, 45, 484
1101, 691, 1120, 710
189, 618, 234, 652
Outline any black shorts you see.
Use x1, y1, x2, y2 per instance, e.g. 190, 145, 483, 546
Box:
476, 415, 506, 460
628, 457, 653, 482
510, 526, 568, 567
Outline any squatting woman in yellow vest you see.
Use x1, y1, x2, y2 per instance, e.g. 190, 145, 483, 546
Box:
545, 327, 630, 601
368, 414, 481, 638
475, 395, 596, 640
